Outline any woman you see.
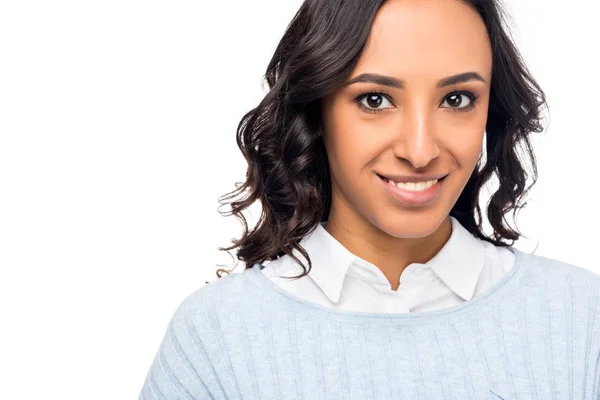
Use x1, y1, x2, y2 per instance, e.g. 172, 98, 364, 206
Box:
140, 0, 600, 398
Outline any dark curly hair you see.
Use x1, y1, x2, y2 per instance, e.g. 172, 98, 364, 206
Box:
216, 0, 547, 279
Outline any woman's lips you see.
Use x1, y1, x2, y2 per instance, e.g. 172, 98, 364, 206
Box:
377, 173, 446, 207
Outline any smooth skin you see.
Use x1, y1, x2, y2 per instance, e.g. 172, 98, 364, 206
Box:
321, 0, 493, 290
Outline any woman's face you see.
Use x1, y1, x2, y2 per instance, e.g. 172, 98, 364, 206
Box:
321, 0, 493, 239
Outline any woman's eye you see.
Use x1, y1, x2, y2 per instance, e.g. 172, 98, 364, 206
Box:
440, 92, 476, 110
358, 93, 394, 112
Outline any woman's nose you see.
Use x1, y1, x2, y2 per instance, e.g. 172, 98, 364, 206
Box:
392, 104, 440, 169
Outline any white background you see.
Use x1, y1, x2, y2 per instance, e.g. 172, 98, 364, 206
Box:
1, 0, 598, 398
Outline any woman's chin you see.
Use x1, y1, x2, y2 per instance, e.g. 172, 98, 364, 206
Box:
370, 212, 449, 239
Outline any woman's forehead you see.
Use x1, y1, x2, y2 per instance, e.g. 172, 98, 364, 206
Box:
354, 0, 492, 81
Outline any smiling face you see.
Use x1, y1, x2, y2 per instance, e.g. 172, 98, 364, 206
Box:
321, 0, 493, 240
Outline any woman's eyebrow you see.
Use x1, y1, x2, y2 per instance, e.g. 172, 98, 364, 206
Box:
344, 71, 487, 88
437, 72, 487, 87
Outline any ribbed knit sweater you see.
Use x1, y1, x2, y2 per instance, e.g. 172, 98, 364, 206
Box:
139, 248, 600, 399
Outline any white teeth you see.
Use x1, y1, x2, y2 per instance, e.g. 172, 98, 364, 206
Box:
390, 179, 438, 191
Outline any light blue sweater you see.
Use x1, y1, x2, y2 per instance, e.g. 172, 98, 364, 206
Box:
139, 248, 600, 399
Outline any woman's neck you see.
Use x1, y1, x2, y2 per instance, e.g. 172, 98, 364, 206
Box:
324, 210, 452, 291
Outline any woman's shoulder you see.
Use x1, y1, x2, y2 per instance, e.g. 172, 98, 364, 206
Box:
141, 270, 257, 399
516, 249, 600, 305
519, 249, 600, 284
174, 268, 255, 319
516, 250, 600, 357
172, 269, 258, 330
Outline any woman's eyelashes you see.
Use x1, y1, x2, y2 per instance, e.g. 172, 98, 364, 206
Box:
439, 92, 479, 112
354, 91, 479, 114
354, 91, 395, 114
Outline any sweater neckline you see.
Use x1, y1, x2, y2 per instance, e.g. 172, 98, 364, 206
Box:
243, 246, 527, 326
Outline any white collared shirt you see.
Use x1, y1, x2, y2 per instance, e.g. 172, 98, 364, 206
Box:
261, 216, 515, 313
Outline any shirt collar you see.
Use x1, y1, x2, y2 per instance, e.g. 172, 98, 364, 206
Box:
295, 216, 485, 304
